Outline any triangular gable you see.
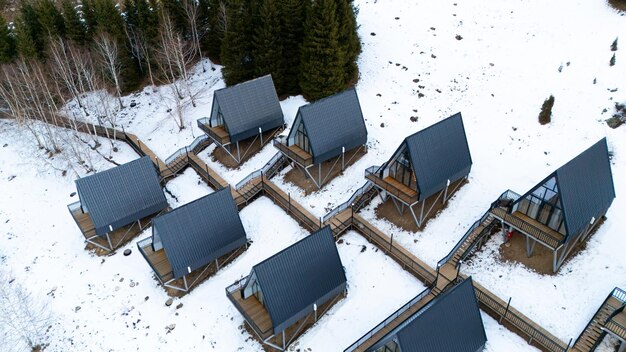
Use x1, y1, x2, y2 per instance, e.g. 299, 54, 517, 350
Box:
295, 88, 367, 164
75, 156, 167, 236
252, 226, 347, 333
511, 138, 615, 241
152, 187, 247, 279
211, 75, 284, 143
396, 113, 472, 201
369, 278, 486, 352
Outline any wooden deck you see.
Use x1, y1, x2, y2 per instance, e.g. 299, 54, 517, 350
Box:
198, 122, 230, 145
228, 287, 274, 340
490, 207, 564, 250
365, 173, 419, 205
274, 140, 313, 167
138, 241, 174, 282
69, 206, 96, 239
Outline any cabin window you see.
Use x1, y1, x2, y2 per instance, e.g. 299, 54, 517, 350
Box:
389, 150, 414, 189
252, 281, 264, 304
295, 122, 311, 153
516, 177, 565, 233
373, 340, 400, 352
211, 109, 225, 128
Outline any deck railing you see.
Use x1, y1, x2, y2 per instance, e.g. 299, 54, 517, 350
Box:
264, 182, 320, 232
352, 216, 437, 284
437, 210, 493, 268
474, 286, 568, 352
365, 164, 418, 205
188, 155, 227, 190
235, 152, 285, 190
165, 135, 209, 165
136, 237, 173, 283
343, 286, 433, 352
322, 182, 374, 223
273, 135, 312, 166
225, 276, 273, 339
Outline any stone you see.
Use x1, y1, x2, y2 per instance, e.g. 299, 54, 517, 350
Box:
380, 123, 385, 128
165, 298, 173, 307
176, 303, 183, 309
123, 249, 132, 256
70, 192, 76, 197
165, 324, 176, 332
410, 116, 418, 122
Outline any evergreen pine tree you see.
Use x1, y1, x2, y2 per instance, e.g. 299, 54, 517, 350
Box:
61, 0, 86, 45
278, 0, 304, 95
14, 19, 38, 59
161, 0, 188, 37
34, 0, 66, 39
202, 0, 225, 61
0, 15, 16, 63
18, 2, 45, 58
221, 0, 255, 85
254, 0, 283, 91
81, 0, 99, 42
299, 0, 344, 100
136, 0, 160, 43
123, 0, 139, 30
336, 0, 360, 84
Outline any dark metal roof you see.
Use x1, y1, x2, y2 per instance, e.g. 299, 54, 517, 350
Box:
151, 187, 247, 279
75, 156, 167, 236
292, 88, 367, 164
404, 112, 472, 201
514, 138, 615, 241
557, 138, 615, 240
370, 277, 487, 352
212, 75, 284, 143
252, 226, 347, 333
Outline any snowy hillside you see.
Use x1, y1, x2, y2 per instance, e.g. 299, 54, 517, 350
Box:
1, 0, 626, 351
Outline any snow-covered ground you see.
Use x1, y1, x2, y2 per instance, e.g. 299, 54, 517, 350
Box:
2, 0, 626, 350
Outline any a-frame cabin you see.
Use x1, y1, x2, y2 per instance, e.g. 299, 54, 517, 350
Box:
491, 138, 615, 272
366, 113, 472, 228
274, 88, 368, 189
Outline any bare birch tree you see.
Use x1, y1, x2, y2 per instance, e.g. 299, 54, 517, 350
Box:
94, 33, 124, 110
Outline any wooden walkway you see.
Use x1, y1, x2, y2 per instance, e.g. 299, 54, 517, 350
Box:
29, 113, 582, 352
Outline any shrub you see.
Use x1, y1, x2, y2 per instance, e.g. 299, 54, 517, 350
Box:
538, 95, 555, 125
610, 53, 616, 66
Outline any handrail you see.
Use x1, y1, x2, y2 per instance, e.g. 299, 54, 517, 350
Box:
352, 216, 437, 284
235, 152, 285, 190
612, 287, 626, 303
225, 276, 273, 339
365, 165, 418, 204
343, 286, 433, 352
474, 287, 567, 352
273, 136, 312, 167
164, 135, 209, 165
437, 210, 492, 268
322, 181, 373, 223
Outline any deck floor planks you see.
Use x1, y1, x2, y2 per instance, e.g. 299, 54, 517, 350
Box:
230, 288, 273, 339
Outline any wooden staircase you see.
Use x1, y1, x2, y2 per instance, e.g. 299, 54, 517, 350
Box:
572, 289, 626, 351
449, 213, 498, 267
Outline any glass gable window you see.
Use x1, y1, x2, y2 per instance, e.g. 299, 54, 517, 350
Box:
295, 122, 311, 153
389, 149, 415, 189
373, 339, 400, 352
513, 176, 565, 235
